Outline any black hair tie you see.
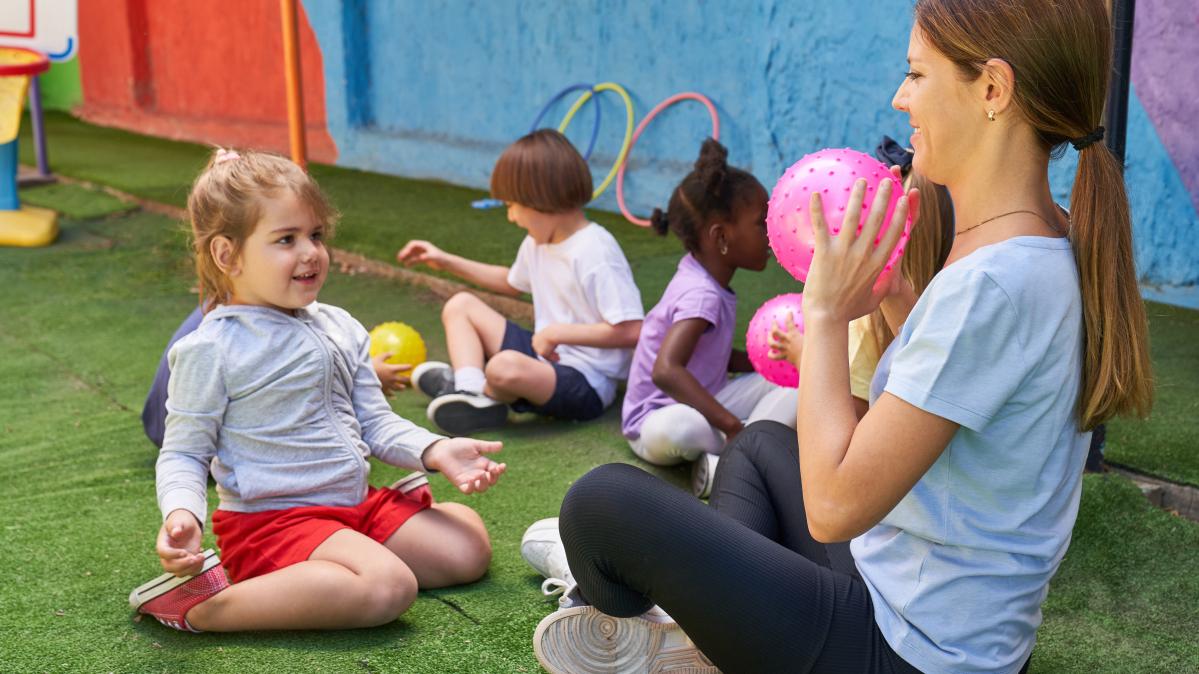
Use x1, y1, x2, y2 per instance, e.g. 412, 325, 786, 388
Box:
874, 135, 914, 175
1071, 126, 1105, 151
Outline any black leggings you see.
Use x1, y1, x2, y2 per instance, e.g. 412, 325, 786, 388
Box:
561, 421, 1014, 673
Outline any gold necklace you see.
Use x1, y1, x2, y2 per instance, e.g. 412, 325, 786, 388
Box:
955, 209, 1062, 236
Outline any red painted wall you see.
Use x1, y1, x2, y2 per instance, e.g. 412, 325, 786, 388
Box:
77, 0, 336, 163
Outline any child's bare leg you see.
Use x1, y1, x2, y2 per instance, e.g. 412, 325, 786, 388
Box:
483, 351, 557, 405
186, 529, 418, 631
442, 292, 508, 369
383, 502, 492, 588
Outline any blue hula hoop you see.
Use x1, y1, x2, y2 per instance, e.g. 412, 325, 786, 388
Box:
528, 83, 602, 160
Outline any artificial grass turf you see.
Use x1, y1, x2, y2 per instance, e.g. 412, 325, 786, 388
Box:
1105, 301, 1199, 486
2, 184, 1197, 672
18, 182, 138, 221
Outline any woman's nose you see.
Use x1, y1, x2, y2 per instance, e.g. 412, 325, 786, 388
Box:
892, 81, 908, 112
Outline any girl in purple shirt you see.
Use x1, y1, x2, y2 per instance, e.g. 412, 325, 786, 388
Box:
620, 139, 797, 497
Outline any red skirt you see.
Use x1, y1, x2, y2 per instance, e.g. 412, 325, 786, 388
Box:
212, 484, 433, 583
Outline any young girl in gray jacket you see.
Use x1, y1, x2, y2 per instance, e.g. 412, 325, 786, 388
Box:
128, 149, 506, 633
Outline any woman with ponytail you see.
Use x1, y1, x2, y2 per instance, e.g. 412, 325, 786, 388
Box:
533, 1, 1152, 672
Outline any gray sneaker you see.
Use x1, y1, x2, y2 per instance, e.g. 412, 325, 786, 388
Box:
427, 392, 508, 435
412, 361, 454, 398
533, 597, 717, 674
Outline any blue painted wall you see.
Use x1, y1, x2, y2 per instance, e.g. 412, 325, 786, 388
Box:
302, 0, 1198, 295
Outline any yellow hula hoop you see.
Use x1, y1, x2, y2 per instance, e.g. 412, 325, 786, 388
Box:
558, 82, 634, 200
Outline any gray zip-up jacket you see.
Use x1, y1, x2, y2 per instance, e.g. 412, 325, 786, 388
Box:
156, 303, 444, 525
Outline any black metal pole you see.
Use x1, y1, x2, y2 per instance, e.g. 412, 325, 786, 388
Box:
1086, 0, 1135, 474
1106, 0, 1135, 165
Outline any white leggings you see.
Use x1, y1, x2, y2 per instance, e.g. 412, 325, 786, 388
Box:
628, 374, 798, 466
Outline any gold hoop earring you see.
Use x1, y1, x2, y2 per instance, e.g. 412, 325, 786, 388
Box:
987, 109, 996, 122
720, 243, 729, 255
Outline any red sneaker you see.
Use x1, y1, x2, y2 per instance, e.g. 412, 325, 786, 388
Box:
129, 549, 230, 632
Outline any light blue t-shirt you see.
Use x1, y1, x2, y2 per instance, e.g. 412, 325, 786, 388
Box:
854, 236, 1091, 674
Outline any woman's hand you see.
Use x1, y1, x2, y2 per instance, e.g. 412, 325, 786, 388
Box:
371, 353, 412, 396
767, 312, 804, 367
422, 438, 506, 494
800, 178, 917, 323
156, 510, 205, 576
396, 240, 448, 270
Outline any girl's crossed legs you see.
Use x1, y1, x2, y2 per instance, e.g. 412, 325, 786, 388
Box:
630, 374, 798, 466
188, 501, 490, 631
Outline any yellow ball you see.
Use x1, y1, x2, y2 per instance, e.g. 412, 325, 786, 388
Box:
368, 321, 427, 367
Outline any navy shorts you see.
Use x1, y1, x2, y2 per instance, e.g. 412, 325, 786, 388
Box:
498, 321, 605, 422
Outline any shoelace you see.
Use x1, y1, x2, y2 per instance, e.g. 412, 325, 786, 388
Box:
541, 577, 571, 598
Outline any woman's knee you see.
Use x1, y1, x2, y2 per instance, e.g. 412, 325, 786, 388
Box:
717, 421, 800, 488
731, 421, 797, 456
561, 464, 656, 535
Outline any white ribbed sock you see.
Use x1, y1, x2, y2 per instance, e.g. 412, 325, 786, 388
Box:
454, 366, 486, 395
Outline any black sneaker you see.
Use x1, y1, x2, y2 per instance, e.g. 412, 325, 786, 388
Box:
412, 361, 455, 398
427, 392, 509, 435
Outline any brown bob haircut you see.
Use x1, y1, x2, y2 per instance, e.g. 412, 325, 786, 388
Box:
489, 129, 592, 213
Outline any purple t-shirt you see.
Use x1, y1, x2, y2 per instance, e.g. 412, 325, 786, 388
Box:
621, 254, 736, 439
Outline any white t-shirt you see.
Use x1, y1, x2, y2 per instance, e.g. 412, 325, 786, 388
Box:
507, 222, 644, 406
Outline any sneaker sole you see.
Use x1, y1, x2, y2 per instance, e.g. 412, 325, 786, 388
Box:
412, 361, 452, 399
427, 395, 509, 436
390, 471, 429, 493
129, 549, 221, 608
533, 605, 718, 674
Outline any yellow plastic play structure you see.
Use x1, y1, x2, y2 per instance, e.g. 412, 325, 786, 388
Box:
0, 47, 56, 247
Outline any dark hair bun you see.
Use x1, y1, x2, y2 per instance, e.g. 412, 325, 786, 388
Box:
694, 138, 729, 196
649, 208, 670, 237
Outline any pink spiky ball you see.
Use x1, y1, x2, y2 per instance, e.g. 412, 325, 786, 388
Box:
747, 293, 805, 388
766, 148, 911, 283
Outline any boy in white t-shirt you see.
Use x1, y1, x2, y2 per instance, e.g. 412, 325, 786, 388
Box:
397, 130, 644, 435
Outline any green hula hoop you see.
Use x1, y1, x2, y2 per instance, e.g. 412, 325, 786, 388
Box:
558, 82, 634, 200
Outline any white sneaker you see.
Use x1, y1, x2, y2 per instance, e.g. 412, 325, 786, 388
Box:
691, 453, 720, 499
521, 518, 575, 601
533, 601, 717, 673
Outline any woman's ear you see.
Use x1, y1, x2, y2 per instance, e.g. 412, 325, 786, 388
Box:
210, 235, 240, 276
979, 57, 1016, 117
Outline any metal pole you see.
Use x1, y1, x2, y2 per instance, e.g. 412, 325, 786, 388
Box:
1086, 0, 1135, 474
28, 75, 51, 179
1105, 0, 1135, 166
280, 0, 307, 170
